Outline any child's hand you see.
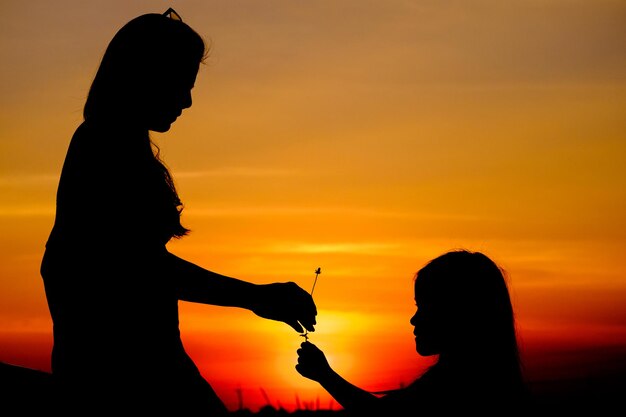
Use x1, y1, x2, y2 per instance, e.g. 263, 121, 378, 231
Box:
296, 341, 332, 382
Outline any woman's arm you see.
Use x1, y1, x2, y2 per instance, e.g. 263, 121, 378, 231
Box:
165, 251, 317, 334
296, 341, 379, 411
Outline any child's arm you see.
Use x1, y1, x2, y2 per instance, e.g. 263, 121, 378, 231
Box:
296, 341, 379, 411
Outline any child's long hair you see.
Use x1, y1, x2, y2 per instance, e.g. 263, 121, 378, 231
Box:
414, 250, 526, 396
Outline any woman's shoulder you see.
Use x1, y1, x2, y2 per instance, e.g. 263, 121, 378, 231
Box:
72, 120, 146, 142
67, 121, 148, 162
67, 122, 104, 154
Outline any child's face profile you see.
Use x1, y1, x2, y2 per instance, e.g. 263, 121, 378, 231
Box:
410, 291, 443, 357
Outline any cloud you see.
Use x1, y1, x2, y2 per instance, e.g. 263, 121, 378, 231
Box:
266, 242, 400, 255
175, 167, 297, 178
0, 174, 58, 186
0, 206, 55, 217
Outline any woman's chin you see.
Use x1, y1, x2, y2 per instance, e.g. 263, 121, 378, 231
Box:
149, 122, 173, 133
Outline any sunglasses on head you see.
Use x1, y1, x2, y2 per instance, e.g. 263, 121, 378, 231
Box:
163, 7, 182, 22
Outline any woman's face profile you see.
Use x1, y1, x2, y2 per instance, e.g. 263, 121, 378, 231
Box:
142, 64, 199, 133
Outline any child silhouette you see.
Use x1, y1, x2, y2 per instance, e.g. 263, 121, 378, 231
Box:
296, 250, 530, 416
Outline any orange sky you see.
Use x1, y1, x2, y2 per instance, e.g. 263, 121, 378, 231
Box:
1, 0, 625, 412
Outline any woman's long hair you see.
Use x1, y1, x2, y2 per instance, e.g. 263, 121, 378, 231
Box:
84, 12, 206, 122
82, 12, 207, 240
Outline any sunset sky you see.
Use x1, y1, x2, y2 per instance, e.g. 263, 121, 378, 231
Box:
1, 0, 625, 412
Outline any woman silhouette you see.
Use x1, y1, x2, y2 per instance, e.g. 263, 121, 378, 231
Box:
41, 9, 316, 415
296, 250, 530, 416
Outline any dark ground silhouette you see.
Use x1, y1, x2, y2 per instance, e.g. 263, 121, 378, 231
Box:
2, 361, 624, 415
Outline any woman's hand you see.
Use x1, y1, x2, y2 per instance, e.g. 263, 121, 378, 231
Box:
250, 282, 317, 334
296, 341, 332, 383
